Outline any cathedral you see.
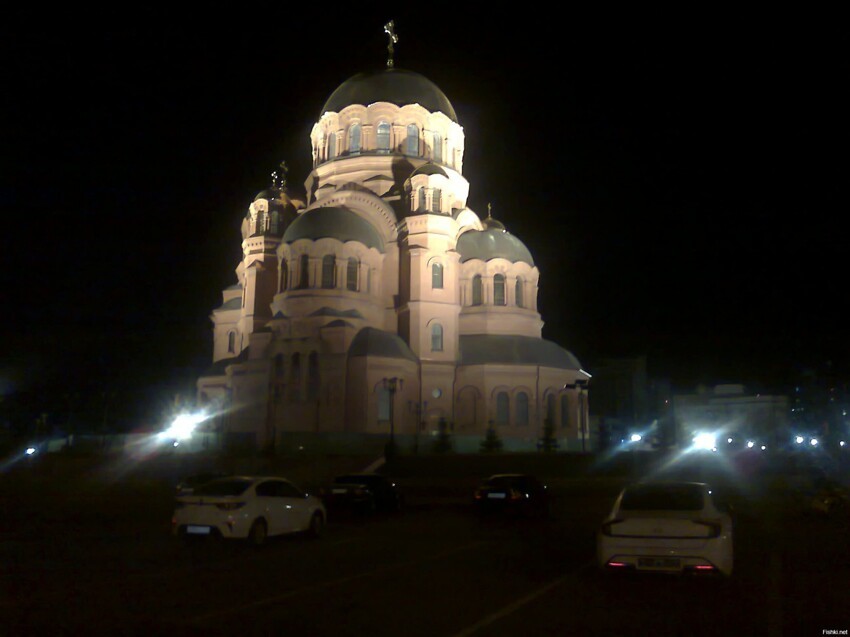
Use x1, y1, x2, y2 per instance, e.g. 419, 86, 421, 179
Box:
197, 34, 591, 452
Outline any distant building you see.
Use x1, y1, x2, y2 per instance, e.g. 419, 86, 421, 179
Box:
195, 44, 589, 451
590, 357, 674, 449
673, 384, 789, 447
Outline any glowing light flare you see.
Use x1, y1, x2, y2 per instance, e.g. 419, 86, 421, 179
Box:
841, 441, 846, 447
795, 436, 804, 444
747, 441, 755, 448
693, 433, 717, 451
810, 438, 819, 447
25, 447, 36, 456
158, 411, 207, 441
629, 434, 642, 443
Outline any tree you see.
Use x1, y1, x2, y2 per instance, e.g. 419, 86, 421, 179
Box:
480, 422, 503, 453
538, 417, 559, 453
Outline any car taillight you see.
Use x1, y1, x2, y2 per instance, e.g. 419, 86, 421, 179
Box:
474, 490, 483, 500
693, 520, 721, 538
600, 519, 624, 536
216, 502, 246, 511
509, 489, 523, 501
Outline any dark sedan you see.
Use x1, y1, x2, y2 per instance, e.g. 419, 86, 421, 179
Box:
323, 474, 404, 514
473, 474, 551, 517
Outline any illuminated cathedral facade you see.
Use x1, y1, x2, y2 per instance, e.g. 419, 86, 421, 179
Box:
197, 48, 590, 452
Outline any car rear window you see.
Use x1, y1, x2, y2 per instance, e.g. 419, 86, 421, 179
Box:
486, 476, 525, 489
193, 478, 253, 497
335, 475, 380, 485
620, 484, 704, 511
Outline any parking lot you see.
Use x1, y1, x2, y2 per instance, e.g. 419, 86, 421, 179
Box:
2, 455, 849, 636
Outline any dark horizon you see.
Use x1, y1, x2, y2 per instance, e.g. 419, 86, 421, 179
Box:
3, 7, 846, 429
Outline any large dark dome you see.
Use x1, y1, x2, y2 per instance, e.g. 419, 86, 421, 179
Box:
282, 206, 385, 252
321, 69, 458, 122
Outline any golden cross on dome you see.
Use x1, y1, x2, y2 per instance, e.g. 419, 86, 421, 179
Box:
274, 161, 288, 189
384, 20, 398, 69
487, 203, 492, 218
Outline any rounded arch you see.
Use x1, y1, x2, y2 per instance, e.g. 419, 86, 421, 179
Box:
312, 190, 399, 245
455, 385, 482, 432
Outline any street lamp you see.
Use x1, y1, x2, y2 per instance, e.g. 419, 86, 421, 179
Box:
563, 380, 589, 453
408, 399, 427, 454
382, 377, 403, 458
577, 380, 588, 453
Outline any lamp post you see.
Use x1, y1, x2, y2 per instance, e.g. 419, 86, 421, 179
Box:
408, 399, 428, 454
577, 380, 588, 453
382, 377, 403, 459
563, 381, 589, 453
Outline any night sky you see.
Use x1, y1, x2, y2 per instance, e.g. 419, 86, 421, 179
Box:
3, 7, 845, 426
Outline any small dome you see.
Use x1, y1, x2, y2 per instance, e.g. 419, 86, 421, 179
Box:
322, 68, 458, 122
459, 335, 582, 370
254, 188, 281, 202
282, 206, 385, 252
348, 327, 419, 362
410, 163, 448, 179
456, 227, 534, 266
253, 187, 302, 209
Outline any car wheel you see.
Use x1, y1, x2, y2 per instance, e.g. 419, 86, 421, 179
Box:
308, 512, 324, 538
248, 519, 267, 547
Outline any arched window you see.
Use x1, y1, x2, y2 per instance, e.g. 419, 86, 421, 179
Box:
406, 124, 419, 155
327, 132, 336, 159
431, 324, 443, 352
432, 262, 443, 289
289, 352, 301, 402
494, 274, 506, 306
418, 188, 426, 212
227, 331, 236, 354
274, 353, 285, 377
346, 258, 358, 291
366, 267, 372, 293
321, 255, 335, 289
432, 132, 442, 163
431, 188, 441, 213
516, 392, 529, 426
298, 254, 309, 289
348, 123, 361, 154
515, 278, 524, 308
496, 392, 509, 425
376, 122, 391, 153
280, 259, 288, 292
472, 275, 483, 306
547, 394, 556, 424
560, 395, 569, 428
306, 352, 320, 401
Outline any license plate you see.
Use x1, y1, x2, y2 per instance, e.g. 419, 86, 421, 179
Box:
487, 493, 506, 499
638, 557, 681, 569
187, 525, 211, 535
332, 488, 348, 494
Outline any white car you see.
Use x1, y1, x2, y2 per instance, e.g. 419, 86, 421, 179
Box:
172, 476, 326, 545
597, 481, 733, 576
